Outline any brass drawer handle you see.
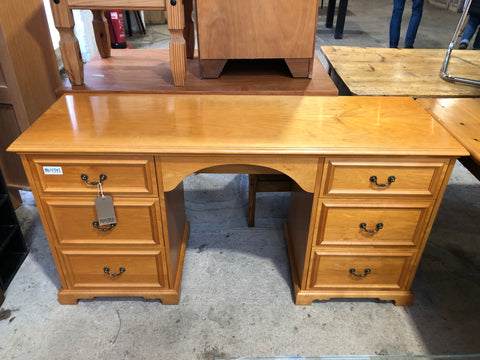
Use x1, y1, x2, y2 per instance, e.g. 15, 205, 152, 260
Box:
81, 173, 107, 185
359, 222, 383, 233
104, 266, 125, 277
349, 268, 371, 278
370, 175, 395, 187
92, 221, 116, 231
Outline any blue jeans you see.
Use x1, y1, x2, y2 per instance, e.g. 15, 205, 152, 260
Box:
461, 14, 480, 49
389, 0, 424, 48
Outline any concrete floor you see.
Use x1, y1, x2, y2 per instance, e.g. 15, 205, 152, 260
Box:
1, 1, 480, 359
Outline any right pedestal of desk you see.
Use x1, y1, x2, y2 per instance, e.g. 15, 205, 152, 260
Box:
287, 156, 455, 306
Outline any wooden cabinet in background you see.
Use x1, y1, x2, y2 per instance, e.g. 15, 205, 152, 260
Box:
195, 0, 320, 78
0, 0, 61, 207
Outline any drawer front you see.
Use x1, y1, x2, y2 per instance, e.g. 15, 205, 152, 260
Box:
43, 197, 163, 246
321, 158, 448, 197
316, 201, 432, 247
308, 251, 415, 290
62, 250, 167, 289
29, 155, 157, 195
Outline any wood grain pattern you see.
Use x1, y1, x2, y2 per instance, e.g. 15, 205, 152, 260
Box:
417, 98, 480, 166
50, 0, 84, 85
91, 10, 110, 58
8, 94, 468, 157
0, 1, 60, 197
285, 58, 313, 78
29, 155, 158, 195
322, 46, 480, 97
68, 0, 166, 10
10, 95, 467, 306
42, 197, 163, 245
59, 49, 338, 94
196, 0, 319, 59
61, 249, 167, 288
183, 0, 195, 58
316, 200, 432, 247
320, 158, 450, 198
308, 250, 415, 290
158, 155, 319, 193
167, 1, 186, 86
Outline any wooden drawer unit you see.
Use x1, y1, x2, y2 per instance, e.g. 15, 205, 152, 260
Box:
321, 158, 449, 197
29, 155, 157, 196
60, 249, 168, 289
308, 250, 415, 291
42, 197, 163, 246
315, 200, 433, 247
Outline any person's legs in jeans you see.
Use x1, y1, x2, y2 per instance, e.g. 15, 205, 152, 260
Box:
390, 0, 406, 48
405, 0, 424, 47
461, 14, 480, 47
472, 24, 480, 49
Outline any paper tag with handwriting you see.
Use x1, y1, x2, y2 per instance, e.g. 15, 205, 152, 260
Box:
94, 196, 117, 226
43, 166, 63, 175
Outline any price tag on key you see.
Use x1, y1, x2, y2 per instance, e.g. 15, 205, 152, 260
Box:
94, 183, 117, 226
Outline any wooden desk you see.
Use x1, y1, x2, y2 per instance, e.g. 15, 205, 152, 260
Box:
417, 98, 480, 180
321, 46, 480, 97
49, 0, 194, 86
8, 94, 467, 306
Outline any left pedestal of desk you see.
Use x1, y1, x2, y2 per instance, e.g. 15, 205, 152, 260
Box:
17, 154, 188, 305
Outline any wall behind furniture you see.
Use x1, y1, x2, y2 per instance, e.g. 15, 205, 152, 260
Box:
0, 0, 61, 207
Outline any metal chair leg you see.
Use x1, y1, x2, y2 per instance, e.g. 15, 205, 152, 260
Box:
440, 0, 480, 87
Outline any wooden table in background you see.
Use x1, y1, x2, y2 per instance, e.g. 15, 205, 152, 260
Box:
58, 49, 338, 96
49, 0, 194, 87
417, 98, 480, 180
321, 46, 480, 97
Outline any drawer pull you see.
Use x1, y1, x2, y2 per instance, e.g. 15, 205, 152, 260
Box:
92, 221, 116, 231
359, 222, 383, 233
369, 175, 395, 187
170, 0, 177, 5
81, 173, 107, 185
104, 266, 125, 277
349, 268, 371, 278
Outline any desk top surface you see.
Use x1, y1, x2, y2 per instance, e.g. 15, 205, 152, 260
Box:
322, 46, 480, 97
9, 94, 467, 157
417, 98, 480, 164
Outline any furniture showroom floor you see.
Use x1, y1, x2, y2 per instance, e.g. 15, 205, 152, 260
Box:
1, 1, 479, 359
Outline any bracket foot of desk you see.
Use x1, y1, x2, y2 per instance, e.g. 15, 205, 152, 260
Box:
293, 290, 415, 306
57, 288, 181, 305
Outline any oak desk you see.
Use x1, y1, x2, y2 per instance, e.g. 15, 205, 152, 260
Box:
8, 94, 467, 305
321, 46, 480, 97
417, 98, 480, 180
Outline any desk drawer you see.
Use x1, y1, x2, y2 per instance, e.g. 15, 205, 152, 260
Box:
321, 158, 448, 197
61, 249, 167, 289
43, 197, 163, 246
316, 200, 432, 247
29, 155, 157, 195
308, 250, 415, 290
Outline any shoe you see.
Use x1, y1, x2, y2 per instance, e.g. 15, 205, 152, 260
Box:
405, 44, 414, 49
459, 43, 468, 50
